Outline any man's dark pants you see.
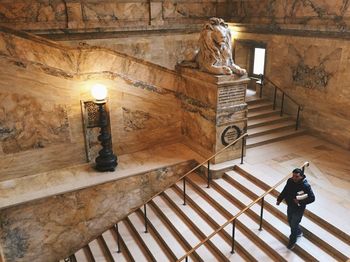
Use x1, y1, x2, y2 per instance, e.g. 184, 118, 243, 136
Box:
287, 206, 304, 244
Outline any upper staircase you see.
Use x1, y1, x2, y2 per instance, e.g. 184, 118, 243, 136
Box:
61, 166, 350, 262
246, 95, 306, 149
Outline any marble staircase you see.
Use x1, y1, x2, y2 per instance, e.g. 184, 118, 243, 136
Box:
247, 96, 306, 148
61, 167, 350, 262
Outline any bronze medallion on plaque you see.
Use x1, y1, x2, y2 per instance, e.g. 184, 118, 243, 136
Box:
221, 125, 241, 146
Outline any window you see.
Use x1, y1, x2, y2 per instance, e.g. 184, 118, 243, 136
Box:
253, 48, 266, 76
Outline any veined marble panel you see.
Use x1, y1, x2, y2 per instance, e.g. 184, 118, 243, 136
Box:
0, 30, 77, 74
0, 92, 70, 154
81, 2, 149, 21
163, 2, 216, 19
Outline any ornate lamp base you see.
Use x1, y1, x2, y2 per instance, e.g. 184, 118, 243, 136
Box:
94, 101, 118, 172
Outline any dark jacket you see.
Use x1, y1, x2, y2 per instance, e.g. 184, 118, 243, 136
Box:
277, 175, 315, 209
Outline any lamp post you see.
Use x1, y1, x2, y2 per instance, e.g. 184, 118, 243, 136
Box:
91, 84, 118, 171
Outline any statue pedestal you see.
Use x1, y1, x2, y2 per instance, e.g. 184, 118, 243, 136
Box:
178, 67, 250, 164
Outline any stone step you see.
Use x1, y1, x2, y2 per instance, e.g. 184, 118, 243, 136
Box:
101, 229, 128, 262
216, 172, 337, 262
117, 220, 151, 261
248, 121, 296, 138
224, 170, 350, 261
246, 96, 269, 105
74, 246, 95, 262
127, 212, 172, 261
248, 108, 279, 119
185, 174, 286, 261
248, 101, 273, 112
151, 195, 219, 261
139, 203, 187, 259
247, 129, 307, 148
87, 237, 113, 262
173, 180, 262, 261
248, 114, 292, 128
164, 187, 247, 261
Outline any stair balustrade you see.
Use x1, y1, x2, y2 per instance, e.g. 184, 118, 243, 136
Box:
252, 74, 303, 131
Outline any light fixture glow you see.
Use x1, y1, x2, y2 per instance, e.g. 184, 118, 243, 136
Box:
91, 83, 108, 101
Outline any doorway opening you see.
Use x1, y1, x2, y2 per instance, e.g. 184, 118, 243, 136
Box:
233, 40, 267, 97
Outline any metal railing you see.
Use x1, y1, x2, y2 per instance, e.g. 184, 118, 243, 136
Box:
178, 161, 310, 261
252, 74, 303, 130
113, 133, 249, 253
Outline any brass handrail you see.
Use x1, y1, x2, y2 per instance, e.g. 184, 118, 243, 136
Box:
122, 133, 249, 223
177, 161, 310, 261
264, 76, 302, 109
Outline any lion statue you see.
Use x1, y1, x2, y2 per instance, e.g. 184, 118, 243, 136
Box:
179, 17, 246, 76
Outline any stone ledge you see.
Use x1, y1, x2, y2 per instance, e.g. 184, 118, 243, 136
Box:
0, 142, 204, 210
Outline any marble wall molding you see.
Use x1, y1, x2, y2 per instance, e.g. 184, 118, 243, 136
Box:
0, 0, 234, 34
230, 0, 350, 36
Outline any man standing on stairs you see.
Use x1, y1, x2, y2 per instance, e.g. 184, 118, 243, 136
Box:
276, 168, 315, 250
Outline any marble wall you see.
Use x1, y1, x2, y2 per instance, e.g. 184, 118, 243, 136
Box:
235, 32, 350, 149
229, 0, 350, 149
0, 160, 196, 262
0, 27, 186, 181
62, 33, 200, 70
0, 0, 234, 31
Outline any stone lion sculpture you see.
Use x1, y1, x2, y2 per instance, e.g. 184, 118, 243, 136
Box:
179, 17, 246, 76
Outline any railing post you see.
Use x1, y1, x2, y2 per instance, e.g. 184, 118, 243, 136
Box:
144, 204, 148, 233
280, 93, 285, 116
240, 136, 245, 164
115, 224, 121, 253
296, 106, 301, 130
259, 74, 264, 98
273, 87, 277, 110
183, 177, 186, 205
231, 219, 236, 253
259, 197, 265, 231
207, 160, 211, 188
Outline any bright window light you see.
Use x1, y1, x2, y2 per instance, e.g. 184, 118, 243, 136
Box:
253, 48, 265, 75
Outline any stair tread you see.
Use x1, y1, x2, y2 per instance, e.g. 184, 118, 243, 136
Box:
246, 97, 268, 104
189, 173, 301, 261
247, 129, 306, 145
225, 170, 350, 257
248, 108, 279, 118
118, 220, 149, 261
248, 114, 291, 127
181, 176, 277, 261
127, 212, 170, 261
248, 121, 296, 135
248, 101, 273, 110
152, 196, 218, 261
174, 181, 262, 261
142, 202, 187, 258
101, 229, 127, 261
88, 239, 108, 262
165, 188, 246, 261
74, 248, 90, 262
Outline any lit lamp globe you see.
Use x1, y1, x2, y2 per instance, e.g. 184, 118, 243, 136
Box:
91, 83, 108, 102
